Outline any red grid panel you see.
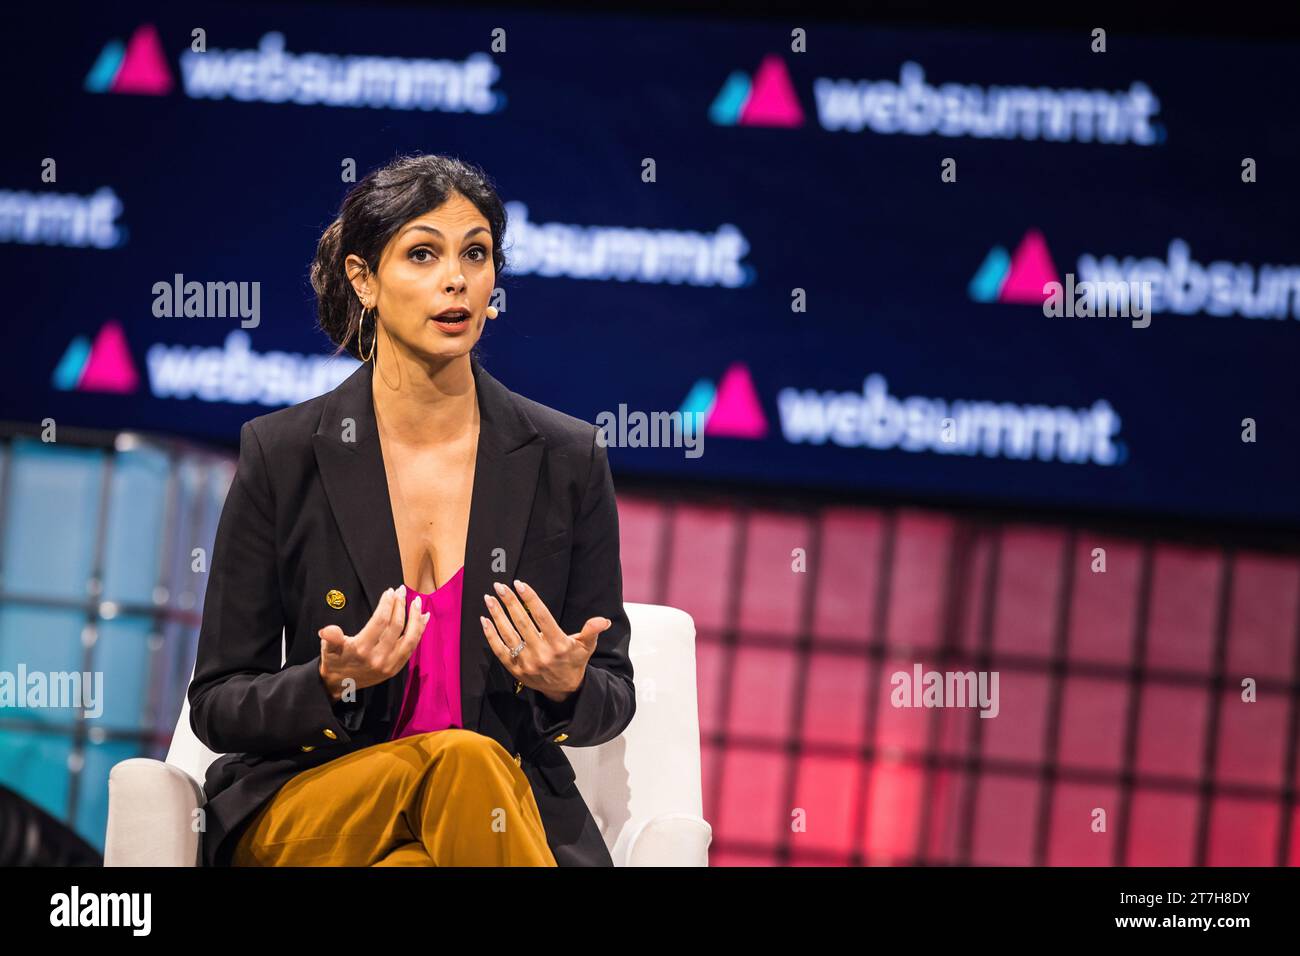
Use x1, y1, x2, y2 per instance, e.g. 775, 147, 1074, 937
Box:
921, 769, 970, 864
875, 656, 938, 758
955, 530, 995, 657
713, 747, 788, 849
801, 652, 872, 750
1057, 677, 1129, 772
1214, 690, 1288, 789
992, 525, 1063, 660
736, 511, 814, 639
971, 774, 1039, 865
615, 495, 666, 603
811, 508, 885, 645
1290, 805, 1300, 866
863, 760, 925, 864
885, 510, 954, 653
639, 491, 1297, 867
694, 639, 728, 738
708, 848, 776, 867
790, 754, 860, 858
979, 671, 1051, 766
726, 644, 798, 743
1226, 552, 1299, 680
1047, 782, 1120, 866
663, 504, 740, 633
1207, 798, 1279, 866
1146, 545, 1221, 674
935, 694, 979, 760
1068, 535, 1141, 666
1126, 789, 1199, 866
1136, 684, 1209, 782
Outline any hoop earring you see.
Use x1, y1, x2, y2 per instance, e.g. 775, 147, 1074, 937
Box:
358, 307, 376, 363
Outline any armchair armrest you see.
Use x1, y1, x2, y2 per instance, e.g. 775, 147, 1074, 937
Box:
621, 811, 713, 867
105, 758, 206, 867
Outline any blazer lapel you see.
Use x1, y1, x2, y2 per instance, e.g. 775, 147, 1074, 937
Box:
311, 352, 543, 734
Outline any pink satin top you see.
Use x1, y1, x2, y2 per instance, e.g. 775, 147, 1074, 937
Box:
387, 566, 465, 740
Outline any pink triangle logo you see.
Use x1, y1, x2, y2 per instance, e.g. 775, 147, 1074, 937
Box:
704, 362, 768, 438
738, 55, 804, 127
997, 228, 1060, 304
79, 321, 139, 393
110, 24, 173, 95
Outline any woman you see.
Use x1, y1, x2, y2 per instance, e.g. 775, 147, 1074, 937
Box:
186, 153, 636, 867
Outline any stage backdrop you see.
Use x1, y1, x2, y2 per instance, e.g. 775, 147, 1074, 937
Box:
3, 4, 1298, 525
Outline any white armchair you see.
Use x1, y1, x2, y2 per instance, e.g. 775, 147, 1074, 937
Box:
104, 602, 711, 866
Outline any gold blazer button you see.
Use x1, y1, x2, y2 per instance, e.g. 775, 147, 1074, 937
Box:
514, 680, 524, 695
325, 589, 346, 609
300, 745, 316, 752
513, 752, 522, 766
323, 729, 337, 740
553, 733, 569, 743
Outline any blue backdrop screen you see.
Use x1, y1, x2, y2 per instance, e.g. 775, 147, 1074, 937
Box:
4, 4, 1298, 524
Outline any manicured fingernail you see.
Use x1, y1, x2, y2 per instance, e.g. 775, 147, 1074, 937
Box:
483, 593, 494, 605
514, 579, 528, 593
479, 615, 490, 628
412, 595, 422, 613
493, 581, 507, 595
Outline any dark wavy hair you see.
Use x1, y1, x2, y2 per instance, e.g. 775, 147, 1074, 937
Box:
309, 153, 508, 361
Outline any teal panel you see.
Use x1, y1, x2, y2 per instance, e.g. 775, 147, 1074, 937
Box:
0, 728, 72, 822
101, 446, 170, 605
2, 438, 104, 601
91, 614, 154, 730
0, 606, 88, 728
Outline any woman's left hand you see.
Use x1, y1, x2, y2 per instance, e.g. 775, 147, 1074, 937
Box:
480, 579, 612, 702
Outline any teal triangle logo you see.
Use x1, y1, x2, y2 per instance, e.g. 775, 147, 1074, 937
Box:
709, 71, 751, 126
85, 39, 125, 93
969, 245, 1011, 303
679, 377, 718, 420
53, 335, 92, 390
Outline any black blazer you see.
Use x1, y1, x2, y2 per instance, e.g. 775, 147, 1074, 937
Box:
187, 353, 636, 866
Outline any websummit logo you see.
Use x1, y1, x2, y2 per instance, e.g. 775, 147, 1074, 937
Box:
710, 55, 804, 128
84, 25, 500, 113
52, 323, 358, 406
85, 24, 173, 95
711, 57, 1160, 145
968, 229, 1061, 305
679, 362, 769, 438
53, 322, 140, 394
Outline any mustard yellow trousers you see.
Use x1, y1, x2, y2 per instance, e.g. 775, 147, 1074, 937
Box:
231, 728, 557, 866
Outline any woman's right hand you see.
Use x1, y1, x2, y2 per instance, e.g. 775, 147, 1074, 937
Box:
317, 586, 427, 702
